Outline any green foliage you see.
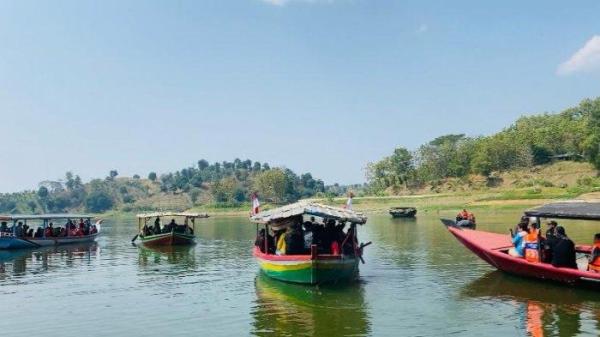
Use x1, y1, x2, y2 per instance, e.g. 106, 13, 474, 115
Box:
253, 169, 287, 203
368, 97, 600, 194
85, 180, 114, 212
148, 172, 157, 181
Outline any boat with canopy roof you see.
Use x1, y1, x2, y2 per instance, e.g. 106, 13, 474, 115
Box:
442, 201, 600, 287
134, 212, 208, 246
250, 201, 369, 285
0, 214, 101, 250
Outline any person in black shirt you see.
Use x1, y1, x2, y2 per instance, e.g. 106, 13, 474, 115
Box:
550, 226, 577, 269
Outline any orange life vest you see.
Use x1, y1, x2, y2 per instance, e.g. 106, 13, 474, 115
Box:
588, 244, 600, 273
524, 230, 539, 263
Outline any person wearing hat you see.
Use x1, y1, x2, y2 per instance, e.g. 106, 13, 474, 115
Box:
541, 221, 559, 263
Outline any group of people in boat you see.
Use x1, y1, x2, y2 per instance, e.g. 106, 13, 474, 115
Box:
509, 217, 583, 269
0, 219, 98, 239
254, 216, 357, 256
456, 209, 476, 226
142, 217, 194, 236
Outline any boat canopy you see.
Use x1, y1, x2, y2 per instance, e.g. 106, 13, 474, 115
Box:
525, 202, 600, 220
136, 212, 209, 219
0, 214, 93, 221
250, 201, 367, 225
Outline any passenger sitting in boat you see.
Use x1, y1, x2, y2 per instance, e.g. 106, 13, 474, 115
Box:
0, 222, 7, 233
285, 222, 305, 255
302, 222, 314, 251
275, 230, 286, 255
153, 217, 161, 234
15, 222, 24, 238
509, 222, 528, 257
320, 219, 338, 254
45, 223, 54, 237
587, 233, 600, 273
26, 228, 33, 238
524, 221, 540, 263
34, 227, 43, 238
550, 226, 577, 269
255, 229, 275, 254
143, 224, 152, 236
467, 212, 476, 225
90, 225, 98, 235
456, 209, 469, 221
164, 219, 177, 233
541, 221, 558, 263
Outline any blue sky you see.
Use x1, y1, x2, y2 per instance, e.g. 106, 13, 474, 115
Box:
1, 0, 600, 192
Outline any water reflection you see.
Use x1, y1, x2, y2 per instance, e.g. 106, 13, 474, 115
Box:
462, 271, 600, 337
252, 274, 370, 337
0, 242, 99, 278
137, 245, 197, 268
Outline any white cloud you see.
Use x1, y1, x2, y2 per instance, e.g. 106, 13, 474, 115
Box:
557, 35, 600, 75
260, 0, 333, 6
416, 24, 428, 34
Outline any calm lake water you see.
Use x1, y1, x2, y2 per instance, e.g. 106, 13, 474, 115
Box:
2, 210, 600, 336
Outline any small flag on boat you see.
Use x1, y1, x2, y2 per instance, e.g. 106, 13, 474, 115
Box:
251, 192, 260, 215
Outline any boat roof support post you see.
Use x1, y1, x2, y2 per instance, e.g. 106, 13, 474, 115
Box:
264, 224, 268, 254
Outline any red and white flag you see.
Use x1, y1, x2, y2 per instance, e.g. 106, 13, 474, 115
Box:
251, 193, 260, 215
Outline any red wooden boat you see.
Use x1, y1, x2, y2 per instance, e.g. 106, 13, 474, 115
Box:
442, 201, 600, 287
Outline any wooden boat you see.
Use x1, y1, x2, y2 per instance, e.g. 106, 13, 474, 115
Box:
250, 201, 369, 285
389, 207, 417, 218
135, 212, 208, 246
0, 214, 100, 250
442, 201, 600, 287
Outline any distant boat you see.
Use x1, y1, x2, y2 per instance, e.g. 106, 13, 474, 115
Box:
389, 207, 417, 218
250, 201, 370, 285
135, 212, 208, 246
442, 201, 600, 287
0, 214, 100, 250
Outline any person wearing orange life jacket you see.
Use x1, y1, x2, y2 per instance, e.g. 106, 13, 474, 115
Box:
588, 233, 600, 272
524, 221, 541, 263
456, 209, 469, 222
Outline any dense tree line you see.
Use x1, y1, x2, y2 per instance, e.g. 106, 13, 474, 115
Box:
0, 159, 326, 214
367, 97, 600, 194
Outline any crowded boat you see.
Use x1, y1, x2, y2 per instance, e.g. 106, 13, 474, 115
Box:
250, 201, 369, 284
0, 214, 101, 249
134, 212, 209, 246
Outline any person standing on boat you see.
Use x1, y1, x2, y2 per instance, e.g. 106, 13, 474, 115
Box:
344, 192, 354, 210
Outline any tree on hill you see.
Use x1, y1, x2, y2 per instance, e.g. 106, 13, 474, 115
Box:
148, 172, 157, 181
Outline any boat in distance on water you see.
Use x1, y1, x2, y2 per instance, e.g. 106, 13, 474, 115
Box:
250, 201, 370, 285
389, 207, 417, 218
0, 214, 101, 250
135, 212, 208, 246
443, 201, 600, 287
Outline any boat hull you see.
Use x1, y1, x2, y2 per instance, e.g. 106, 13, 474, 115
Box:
445, 224, 600, 287
389, 208, 417, 218
0, 234, 99, 250
253, 247, 359, 285
140, 232, 195, 246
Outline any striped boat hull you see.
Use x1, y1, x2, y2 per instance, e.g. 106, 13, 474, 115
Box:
253, 247, 359, 285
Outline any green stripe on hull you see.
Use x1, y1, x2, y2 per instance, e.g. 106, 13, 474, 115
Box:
259, 259, 359, 285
